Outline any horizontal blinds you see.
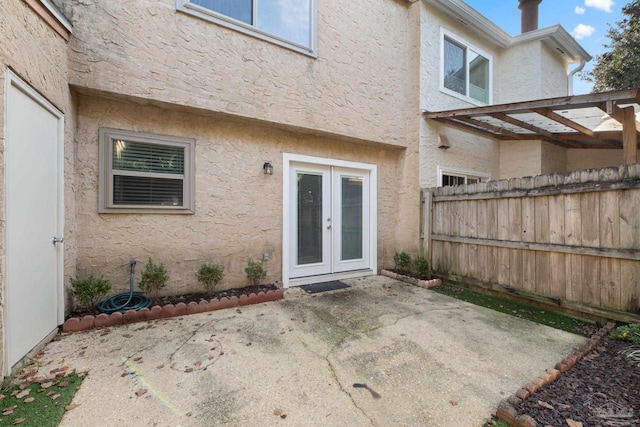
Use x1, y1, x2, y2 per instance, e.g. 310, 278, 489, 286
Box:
111, 139, 185, 207
112, 140, 184, 175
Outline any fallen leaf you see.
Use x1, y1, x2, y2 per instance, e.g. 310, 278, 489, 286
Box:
449, 400, 458, 406
133, 357, 142, 362
65, 404, 79, 411
12, 418, 25, 424
194, 361, 202, 367
23, 397, 35, 403
539, 400, 554, 410
273, 408, 283, 416
41, 382, 54, 389
58, 381, 68, 387
16, 389, 30, 399
185, 368, 193, 373
156, 364, 164, 369
208, 355, 215, 360
51, 394, 61, 400
79, 351, 86, 357
566, 420, 583, 427
0, 394, 5, 401
135, 389, 147, 397
122, 334, 132, 338
46, 391, 55, 397
11, 390, 19, 396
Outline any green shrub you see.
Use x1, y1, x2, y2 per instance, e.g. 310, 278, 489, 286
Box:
245, 259, 267, 286
610, 323, 640, 347
70, 275, 112, 310
197, 262, 225, 294
139, 257, 169, 299
393, 251, 411, 271
413, 255, 430, 279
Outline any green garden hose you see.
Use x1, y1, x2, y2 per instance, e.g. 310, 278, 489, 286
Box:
96, 260, 151, 314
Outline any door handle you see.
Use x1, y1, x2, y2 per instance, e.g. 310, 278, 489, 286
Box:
52, 236, 64, 245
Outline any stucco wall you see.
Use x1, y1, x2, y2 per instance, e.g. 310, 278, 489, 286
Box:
499, 140, 542, 179
419, 5, 502, 188
567, 149, 624, 171
65, 0, 414, 147
0, 0, 75, 374
75, 94, 414, 295
540, 43, 569, 98
540, 141, 567, 174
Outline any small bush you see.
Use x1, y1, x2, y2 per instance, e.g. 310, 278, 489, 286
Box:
245, 259, 267, 286
197, 262, 225, 294
413, 255, 430, 279
610, 323, 640, 347
139, 257, 169, 299
393, 251, 411, 271
71, 275, 112, 310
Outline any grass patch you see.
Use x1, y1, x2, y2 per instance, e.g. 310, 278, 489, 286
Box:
0, 374, 84, 426
431, 283, 596, 335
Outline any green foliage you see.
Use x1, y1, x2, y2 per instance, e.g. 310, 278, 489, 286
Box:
245, 259, 267, 286
70, 275, 112, 309
0, 374, 84, 427
196, 262, 225, 294
393, 251, 411, 271
584, 0, 640, 92
139, 257, 169, 299
413, 255, 430, 279
610, 323, 640, 347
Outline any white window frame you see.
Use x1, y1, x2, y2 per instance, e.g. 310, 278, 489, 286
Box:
440, 28, 493, 106
176, 0, 318, 57
99, 128, 196, 214
437, 165, 490, 187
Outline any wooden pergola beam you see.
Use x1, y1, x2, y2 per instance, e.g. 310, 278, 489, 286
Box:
488, 112, 581, 148
621, 106, 638, 164
532, 108, 596, 137
452, 116, 527, 139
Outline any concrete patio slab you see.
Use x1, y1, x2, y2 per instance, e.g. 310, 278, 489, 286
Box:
28, 276, 586, 426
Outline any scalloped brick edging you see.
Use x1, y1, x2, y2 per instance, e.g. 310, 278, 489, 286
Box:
62, 288, 284, 333
495, 322, 616, 427
380, 269, 442, 289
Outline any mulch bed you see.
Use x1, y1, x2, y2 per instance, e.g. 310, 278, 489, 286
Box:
67, 284, 278, 319
489, 336, 640, 426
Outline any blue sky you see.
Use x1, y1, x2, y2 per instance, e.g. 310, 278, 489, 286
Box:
463, 0, 628, 95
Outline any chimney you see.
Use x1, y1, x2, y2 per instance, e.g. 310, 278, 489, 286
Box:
518, 0, 542, 33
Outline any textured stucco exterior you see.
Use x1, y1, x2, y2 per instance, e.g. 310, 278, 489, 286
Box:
499, 140, 543, 179
567, 149, 624, 171
66, 0, 414, 148
67, 0, 422, 293
0, 0, 76, 375
74, 95, 413, 294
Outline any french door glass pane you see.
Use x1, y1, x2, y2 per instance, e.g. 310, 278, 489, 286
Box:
191, 0, 252, 24
297, 173, 323, 265
341, 176, 363, 261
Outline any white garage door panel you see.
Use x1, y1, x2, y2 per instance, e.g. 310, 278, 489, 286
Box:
5, 74, 63, 369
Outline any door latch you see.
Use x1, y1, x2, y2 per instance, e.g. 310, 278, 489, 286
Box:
52, 236, 64, 245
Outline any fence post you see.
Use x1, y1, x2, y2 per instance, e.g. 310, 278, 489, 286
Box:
421, 189, 433, 274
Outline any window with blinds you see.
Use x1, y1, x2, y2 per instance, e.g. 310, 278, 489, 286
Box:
99, 128, 195, 213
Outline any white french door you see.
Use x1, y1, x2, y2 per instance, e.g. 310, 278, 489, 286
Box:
288, 162, 371, 280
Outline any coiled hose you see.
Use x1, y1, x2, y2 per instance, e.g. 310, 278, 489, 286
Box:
96, 259, 151, 314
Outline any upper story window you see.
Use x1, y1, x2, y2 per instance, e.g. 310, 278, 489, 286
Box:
177, 0, 317, 56
99, 128, 195, 214
441, 30, 492, 105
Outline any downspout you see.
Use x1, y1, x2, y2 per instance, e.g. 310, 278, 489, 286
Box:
567, 60, 586, 96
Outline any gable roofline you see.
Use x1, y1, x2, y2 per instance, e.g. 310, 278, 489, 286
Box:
425, 0, 591, 63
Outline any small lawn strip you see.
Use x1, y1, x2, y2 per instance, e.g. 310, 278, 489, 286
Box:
0, 374, 84, 426
431, 283, 596, 335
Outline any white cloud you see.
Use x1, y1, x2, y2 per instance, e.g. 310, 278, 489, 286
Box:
571, 23, 596, 39
584, 0, 615, 13
575, 6, 586, 15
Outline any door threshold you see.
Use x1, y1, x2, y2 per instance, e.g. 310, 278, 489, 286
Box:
286, 270, 374, 288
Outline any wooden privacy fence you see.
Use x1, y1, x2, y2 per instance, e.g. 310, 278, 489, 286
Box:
422, 164, 640, 322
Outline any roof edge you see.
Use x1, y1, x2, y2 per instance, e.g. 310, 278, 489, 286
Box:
511, 24, 592, 63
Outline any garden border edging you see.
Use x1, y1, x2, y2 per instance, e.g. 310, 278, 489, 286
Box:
494, 322, 616, 427
62, 288, 284, 333
380, 269, 442, 289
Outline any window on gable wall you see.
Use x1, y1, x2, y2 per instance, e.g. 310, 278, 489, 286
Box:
178, 0, 316, 55
442, 34, 491, 104
99, 128, 195, 214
